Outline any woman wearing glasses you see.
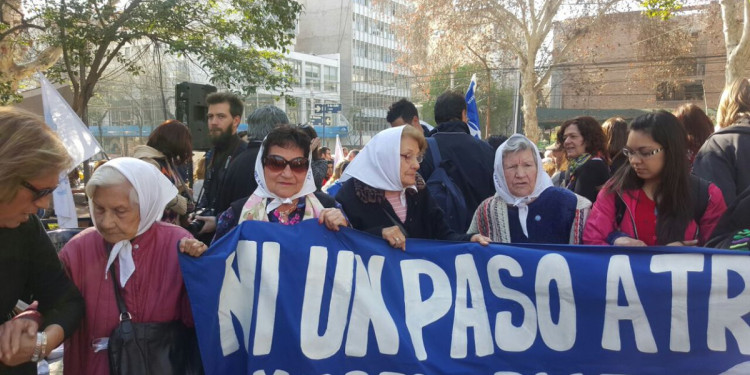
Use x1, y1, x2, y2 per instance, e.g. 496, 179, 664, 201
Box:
180, 126, 347, 252
584, 111, 726, 246
0, 107, 84, 373
335, 125, 490, 251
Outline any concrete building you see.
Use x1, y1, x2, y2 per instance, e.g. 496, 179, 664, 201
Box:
550, 4, 727, 113
295, 0, 410, 133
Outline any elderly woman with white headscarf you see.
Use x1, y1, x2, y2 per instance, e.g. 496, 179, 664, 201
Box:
336, 125, 490, 250
468, 134, 592, 244
58, 157, 199, 374
179, 126, 348, 252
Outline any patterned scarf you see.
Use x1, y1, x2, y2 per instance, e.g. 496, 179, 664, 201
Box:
565, 153, 592, 189
239, 193, 325, 224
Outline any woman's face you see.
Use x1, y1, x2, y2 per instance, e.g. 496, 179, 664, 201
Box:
264, 145, 308, 199
625, 130, 665, 182
562, 124, 587, 159
399, 137, 421, 187
92, 183, 140, 244
0, 172, 58, 228
502, 149, 538, 197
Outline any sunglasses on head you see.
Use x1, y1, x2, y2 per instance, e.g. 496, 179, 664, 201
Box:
21, 180, 57, 201
263, 155, 309, 173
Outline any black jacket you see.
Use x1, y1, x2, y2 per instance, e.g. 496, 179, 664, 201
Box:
418, 120, 495, 230
335, 177, 472, 242
564, 158, 610, 203
693, 122, 750, 206
217, 140, 262, 213
198, 135, 249, 215
706, 184, 750, 249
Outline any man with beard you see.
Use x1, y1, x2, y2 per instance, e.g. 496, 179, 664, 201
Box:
190, 92, 250, 242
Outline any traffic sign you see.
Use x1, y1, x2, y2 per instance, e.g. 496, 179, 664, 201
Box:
313, 104, 342, 114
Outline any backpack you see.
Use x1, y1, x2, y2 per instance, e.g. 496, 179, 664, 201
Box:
615, 174, 710, 230
425, 137, 469, 233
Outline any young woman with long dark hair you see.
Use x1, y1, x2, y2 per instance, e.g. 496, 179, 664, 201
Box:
584, 111, 726, 246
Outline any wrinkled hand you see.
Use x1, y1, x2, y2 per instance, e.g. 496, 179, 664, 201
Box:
382, 226, 406, 251
195, 215, 217, 235
470, 234, 491, 246
667, 239, 698, 247
0, 318, 37, 365
318, 208, 349, 231
613, 237, 647, 247
179, 237, 208, 257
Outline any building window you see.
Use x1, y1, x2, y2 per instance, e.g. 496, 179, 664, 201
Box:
656, 80, 704, 101
324, 66, 339, 92
289, 60, 302, 87
305, 64, 321, 90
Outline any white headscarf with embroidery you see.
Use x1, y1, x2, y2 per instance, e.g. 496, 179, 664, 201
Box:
90, 157, 177, 287
493, 134, 553, 237
339, 126, 415, 205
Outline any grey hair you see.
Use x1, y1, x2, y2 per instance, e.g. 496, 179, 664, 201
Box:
85, 166, 139, 206
246, 105, 289, 140
502, 136, 538, 167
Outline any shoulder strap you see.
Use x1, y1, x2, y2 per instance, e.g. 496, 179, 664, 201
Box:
426, 137, 442, 167
109, 262, 131, 319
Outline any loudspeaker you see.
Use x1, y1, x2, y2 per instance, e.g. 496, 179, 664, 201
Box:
175, 82, 217, 151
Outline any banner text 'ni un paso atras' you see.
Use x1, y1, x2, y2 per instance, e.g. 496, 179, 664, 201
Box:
178, 220, 750, 375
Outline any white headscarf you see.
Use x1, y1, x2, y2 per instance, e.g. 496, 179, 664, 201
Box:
90, 157, 177, 287
251, 138, 317, 213
493, 134, 554, 237
339, 126, 414, 205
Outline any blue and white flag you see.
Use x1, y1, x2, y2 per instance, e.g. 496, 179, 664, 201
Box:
180, 220, 750, 375
40, 73, 102, 227
465, 73, 481, 139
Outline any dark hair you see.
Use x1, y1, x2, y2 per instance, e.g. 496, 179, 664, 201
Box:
147, 120, 193, 165
434, 91, 466, 124
608, 111, 691, 245
261, 126, 311, 162
486, 135, 509, 151
557, 116, 608, 162
319, 147, 331, 158
387, 98, 419, 125
297, 124, 320, 160
206, 92, 244, 118
673, 104, 714, 156
601, 117, 628, 162
348, 149, 359, 157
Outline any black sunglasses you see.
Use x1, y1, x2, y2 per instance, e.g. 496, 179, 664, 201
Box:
21, 180, 57, 201
263, 155, 309, 173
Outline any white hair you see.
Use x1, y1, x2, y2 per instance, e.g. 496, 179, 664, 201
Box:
85, 166, 139, 206
502, 136, 538, 167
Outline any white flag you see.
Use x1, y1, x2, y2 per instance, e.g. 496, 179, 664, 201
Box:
40, 73, 102, 228
333, 135, 344, 168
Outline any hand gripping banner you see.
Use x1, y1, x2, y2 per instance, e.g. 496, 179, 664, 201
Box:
179, 220, 750, 375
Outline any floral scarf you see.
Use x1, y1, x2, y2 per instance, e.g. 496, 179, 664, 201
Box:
565, 153, 592, 189
239, 192, 325, 224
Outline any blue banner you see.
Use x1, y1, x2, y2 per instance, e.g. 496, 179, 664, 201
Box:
179, 220, 750, 375
465, 74, 481, 139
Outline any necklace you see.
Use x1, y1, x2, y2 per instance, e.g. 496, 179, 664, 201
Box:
276, 200, 298, 224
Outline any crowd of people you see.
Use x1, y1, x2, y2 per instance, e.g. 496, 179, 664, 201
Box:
2, 74, 750, 373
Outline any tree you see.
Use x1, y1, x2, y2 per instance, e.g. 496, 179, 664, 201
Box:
0, 0, 62, 104
38, 0, 302, 120
403, 0, 622, 142
643, 0, 750, 86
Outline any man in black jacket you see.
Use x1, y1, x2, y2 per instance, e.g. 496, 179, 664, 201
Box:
191, 92, 250, 242
386, 98, 431, 137
418, 91, 496, 232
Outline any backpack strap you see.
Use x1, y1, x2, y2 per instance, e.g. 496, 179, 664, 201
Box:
426, 137, 442, 168
690, 174, 711, 231
615, 193, 626, 228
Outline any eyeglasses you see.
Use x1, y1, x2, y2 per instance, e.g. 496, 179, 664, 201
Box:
21, 181, 57, 201
263, 155, 309, 173
400, 154, 424, 164
622, 147, 664, 159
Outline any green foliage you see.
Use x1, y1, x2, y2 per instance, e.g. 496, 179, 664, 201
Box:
0, 81, 22, 105
419, 64, 514, 137
38, 0, 302, 114
640, 0, 683, 20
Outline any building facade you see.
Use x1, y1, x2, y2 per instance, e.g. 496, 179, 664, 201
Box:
295, 0, 410, 133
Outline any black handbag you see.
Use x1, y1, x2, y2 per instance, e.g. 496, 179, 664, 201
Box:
107, 264, 204, 375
